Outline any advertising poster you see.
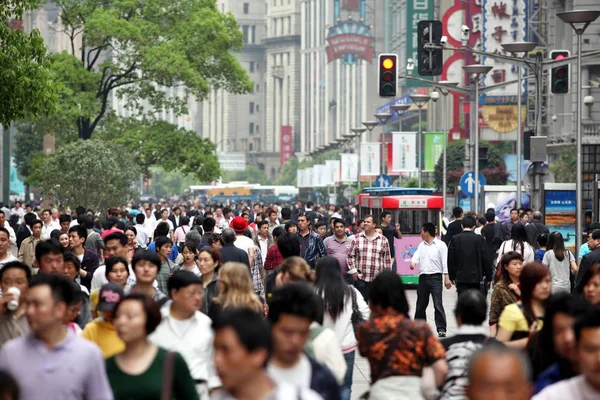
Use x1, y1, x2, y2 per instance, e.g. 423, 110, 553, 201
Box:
325, 160, 341, 184
544, 190, 576, 251
360, 143, 380, 176
341, 153, 359, 182
392, 132, 417, 172
394, 236, 422, 278
483, 191, 532, 223
313, 165, 326, 187
424, 132, 444, 172
296, 169, 304, 188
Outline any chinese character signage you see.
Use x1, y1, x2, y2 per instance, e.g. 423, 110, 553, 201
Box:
424, 132, 444, 172
280, 126, 293, 167
360, 143, 380, 176
392, 132, 418, 172
340, 153, 359, 182
325, 160, 341, 184
313, 165, 327, 187
406, 0, 433, 87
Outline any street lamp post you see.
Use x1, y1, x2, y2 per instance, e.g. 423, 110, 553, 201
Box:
433, 81, 458, 214
557, 10, 600, 255
410, 94, 431, 187
502, 42, 537, 209
463, 64, 493, 215
390, 104, 411, 176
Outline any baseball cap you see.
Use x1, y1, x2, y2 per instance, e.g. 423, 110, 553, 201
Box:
97, 283, 125, 312
230, 216, 248, 233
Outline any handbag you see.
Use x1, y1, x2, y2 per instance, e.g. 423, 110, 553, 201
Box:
350, 288, 366, 332
161, 351, 176, 400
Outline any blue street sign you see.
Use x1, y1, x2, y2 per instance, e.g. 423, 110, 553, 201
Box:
376, 174, 392, 188
460, 171, 486, 197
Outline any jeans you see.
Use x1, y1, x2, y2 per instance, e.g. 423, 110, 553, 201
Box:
414, 273, 447, 333
354, 280, 372, 302
341, 350, 355, 400
456, 282, 483, 297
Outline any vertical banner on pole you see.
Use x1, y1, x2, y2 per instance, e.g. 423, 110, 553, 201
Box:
314, 165, 327, 187
360, 143, 381, 176
296, 169, 303, 188
392, 132, 418, 172
326, 160, 341, 184
424, 132, 444, 172
306, 168, 314, 188
340, 153, 358, 182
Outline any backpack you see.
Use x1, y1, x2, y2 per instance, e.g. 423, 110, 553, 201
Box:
491, 223, 504, 253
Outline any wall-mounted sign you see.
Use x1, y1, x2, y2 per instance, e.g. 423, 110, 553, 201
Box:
481, 105, 526, 133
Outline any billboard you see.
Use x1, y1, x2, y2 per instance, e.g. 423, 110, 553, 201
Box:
483, 189, 532, 223
424, 132, 444, 172
392, 132, 418, 172
340, 153, 359, 182
280, 126, 293, 167
360, 143, 380, 176
544, 189, 576, 251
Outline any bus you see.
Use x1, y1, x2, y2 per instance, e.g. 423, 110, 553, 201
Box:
358, 187, 444, 285
188, 183, 298, 204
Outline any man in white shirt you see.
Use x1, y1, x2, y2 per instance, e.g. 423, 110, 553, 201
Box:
211, 308, 322, 400
230, 217, 255, 268
40, 209, 59, 240
149, 271, 220, 398
0, 210, 17, 256
0, 228, 18, 269
533, 308, 600, 400
134, 214, 149, 247
410, 222, 452, 337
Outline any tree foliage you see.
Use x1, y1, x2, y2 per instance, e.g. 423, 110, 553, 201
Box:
51, 0, 253, 139
433, 140, 509, 192
149, 168, 197, 199
276, 156, 299, 186
222, 165, 268, 185
550, 145, 576, 183
28, 139, 140, 210
99, 117, 220, 182
0, 1, 57, 126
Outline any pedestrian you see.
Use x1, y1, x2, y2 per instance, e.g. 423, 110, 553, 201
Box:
439, 290, 503, 399
315, 256, 370, 400
532, 308, 600, 400
297, 213, 326, 269
230, 216, 255, 267
155, 236, 174, 294
150, 271, 220, 399
356, 270, 447, 399
496, 224, 535, 276
17, 219, 42, 270
267, 283, 341, 400
443, 207, 463, 246
489, 252, 523, 337
379, 211, 402, 272
347, 215, 392, 301
323, 218, 353, 284
465, 346, 532, 400
580, 263, 600, 306
172, 241, 201, 276
89, 256, 129, 318
0, 228, 18, 270
577, 229, 600, 289
496, 262, 551, 349
126, 250, 168, 304
68, 225, 100, 290
0, 261, 31, 347
208, 262, 263, 321
447, 216, 492, 296
210, 308, 322, 400
264, 226, 284, 271
198, 247, 220, 315
542, 232, 577, 294
411, 222, 451, 337
91, 232, 129, 291
526, 211, 550, 248
81, 283, 125, 357
219, 228, 250, 269
107, 293, 199, 399
0, 274, 113, 399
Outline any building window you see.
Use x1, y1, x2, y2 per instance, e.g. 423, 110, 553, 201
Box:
256, 63, 260, 71
256, 104, 260, 112
256, 125, 260, 133
249, 61, 255, 72
249, 123, 255, 134
242, 25, 249, 44
243, 3, 249, 14
256, 83, 260, 92
249, 143, 254, 151
250, 26, 256, 44
249, 102, 255, 114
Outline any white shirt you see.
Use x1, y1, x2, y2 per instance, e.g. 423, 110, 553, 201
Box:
411, 238, 448, 275
268, 353, 312, 390
533, 375, 599, 400
321, 287, 370, 353
256, 236, 269, 265
134, 224, 149, 247
159, 218, 174, 232
41, 221, 60, 240
2, 222, 16, 246
149, 307, 221, 389
234, 235, 255, 255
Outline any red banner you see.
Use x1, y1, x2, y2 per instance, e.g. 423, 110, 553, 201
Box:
326, 34, 374, 63
342, 0, 360, 11
280, 126, 293, 167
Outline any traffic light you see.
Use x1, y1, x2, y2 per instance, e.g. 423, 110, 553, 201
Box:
378, 54, 397, 97
417, 20, 443, 76
550, 50, 570, 94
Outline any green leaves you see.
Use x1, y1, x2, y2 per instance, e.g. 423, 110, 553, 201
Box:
550, 146, 576, 183
28, 139, 141, 211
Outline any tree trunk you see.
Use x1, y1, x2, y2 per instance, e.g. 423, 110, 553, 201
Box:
24, 184, 30, 202
77, 117, 93, 140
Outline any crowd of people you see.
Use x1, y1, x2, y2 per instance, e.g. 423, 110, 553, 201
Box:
0, 199, 599, 399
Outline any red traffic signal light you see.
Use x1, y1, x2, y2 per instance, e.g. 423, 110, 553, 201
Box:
550, 50, 569, 94
378, 54, 397, 97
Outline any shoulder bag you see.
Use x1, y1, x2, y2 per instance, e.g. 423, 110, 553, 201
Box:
350, 288, 366, 332
161, 351, 175, 400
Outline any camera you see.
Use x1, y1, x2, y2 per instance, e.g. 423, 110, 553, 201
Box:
461, 25, 470, 35
440, 36, 448, 46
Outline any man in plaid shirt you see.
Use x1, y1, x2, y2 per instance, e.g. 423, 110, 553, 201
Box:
347, 215, 392, 301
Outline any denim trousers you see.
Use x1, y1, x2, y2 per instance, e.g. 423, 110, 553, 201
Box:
414, 273, 447, 333
341, 350, 355, 400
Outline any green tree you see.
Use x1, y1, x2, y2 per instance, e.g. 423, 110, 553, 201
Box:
13, 122, 44, 200
28, 139, 140, 210
49, 0, 253, 139
0, 1, 57, 126
276, 156, 299, 185
149, 168, 197, 199
99, 117, 220, 182
222, 165, 268, 185
550, 145, 576, 183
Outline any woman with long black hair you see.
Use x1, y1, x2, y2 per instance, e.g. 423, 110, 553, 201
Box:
315, 256, 370, 400
542, 232, 577, 293
495, 224, 534, 282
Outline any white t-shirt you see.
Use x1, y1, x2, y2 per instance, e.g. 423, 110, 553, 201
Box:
234, 235, 255, 255
159, 218, 174, 232
267, 353, 312, 390
0, 253, 19, 269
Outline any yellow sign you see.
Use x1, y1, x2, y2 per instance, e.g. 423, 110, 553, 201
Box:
481, 105, 526, 133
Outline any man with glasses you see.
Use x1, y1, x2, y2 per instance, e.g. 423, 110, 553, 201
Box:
347, 215, 392, 301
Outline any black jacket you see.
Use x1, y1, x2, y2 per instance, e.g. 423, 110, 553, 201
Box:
219, 243, 250, 269
448, 230, 492, 284
525, 221, 550, 248
308, 355, 341, 400
576, 247, 600, 290
444, 219, 463, 246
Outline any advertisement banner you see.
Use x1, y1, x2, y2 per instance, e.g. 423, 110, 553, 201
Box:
392, 132, 417, 172
483, 191, 532, 223
406, 0, 433, 87
360, 143, 380, 176
325, 160, 341, 184
544, 190, 576, 251
296, 169, 303, 188
280, 126, 293, 167
305, 168, 314, 188
313, 165, 327, 187
340, 153, 359, 182
326, 34, 374, 63
424, 132, 444, 172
